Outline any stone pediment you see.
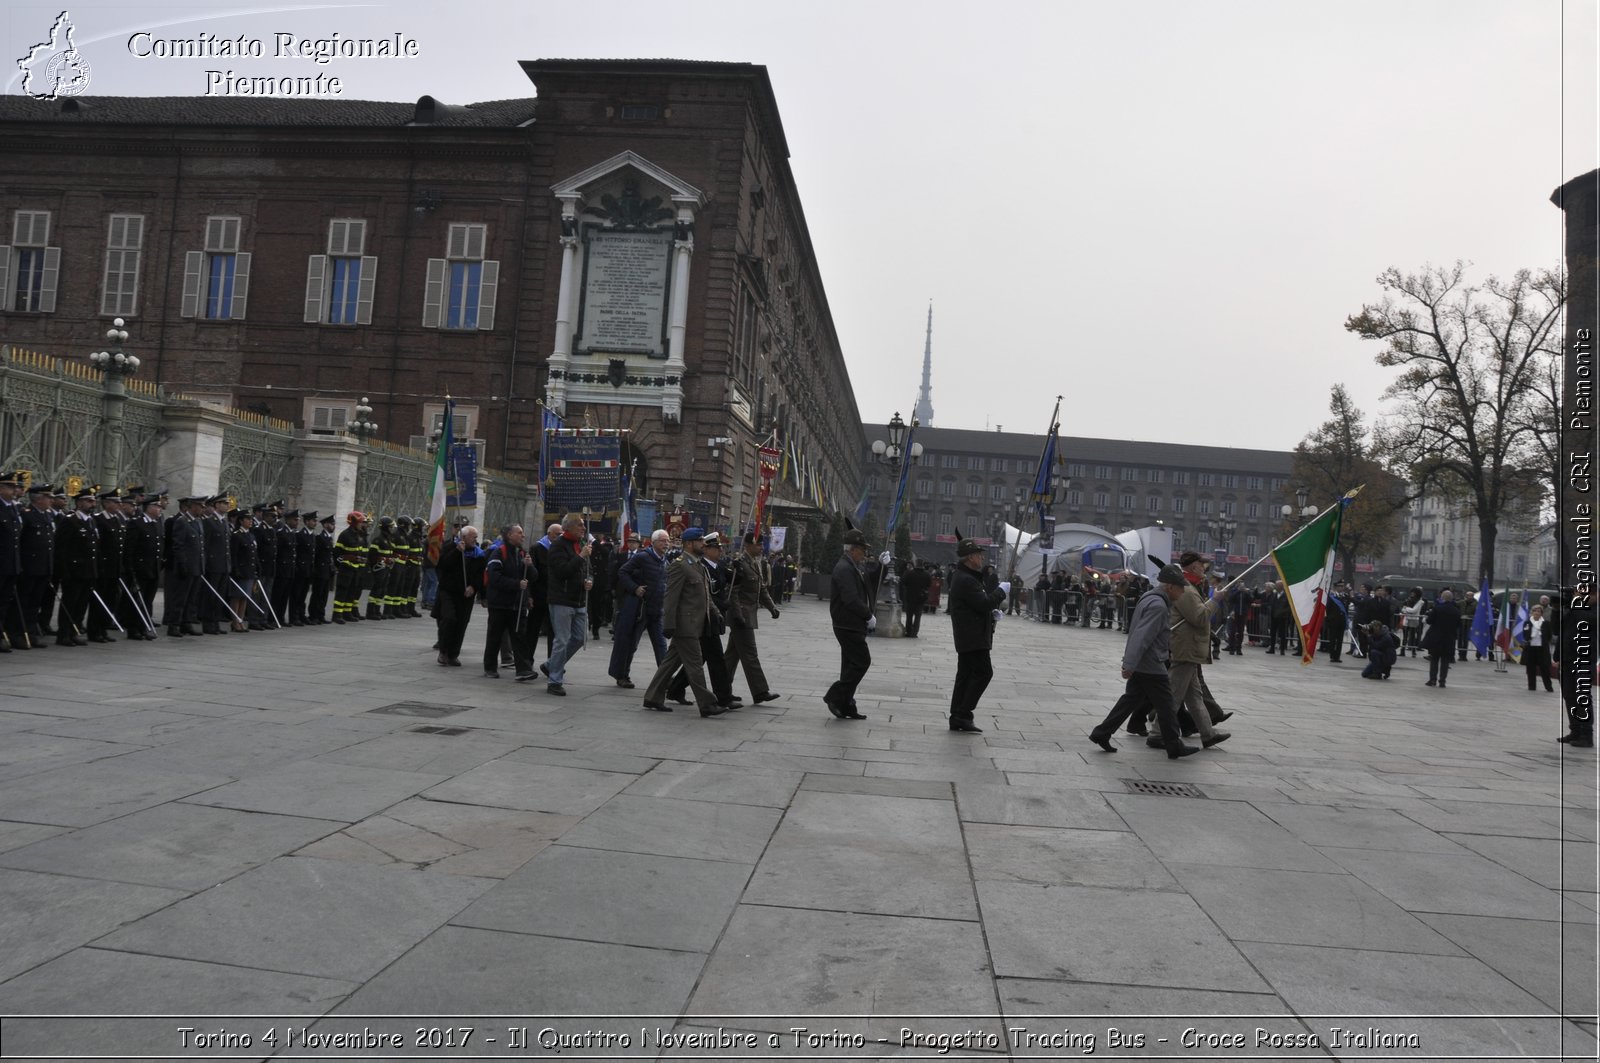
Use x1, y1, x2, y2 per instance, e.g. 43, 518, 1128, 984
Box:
550, 150, 705, 210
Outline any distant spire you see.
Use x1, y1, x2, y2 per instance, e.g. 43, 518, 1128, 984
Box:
912, 301, 935, 426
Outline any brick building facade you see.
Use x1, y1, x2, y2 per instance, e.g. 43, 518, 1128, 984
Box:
0, 60, 863, 527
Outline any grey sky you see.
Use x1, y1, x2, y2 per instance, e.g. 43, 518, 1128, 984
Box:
6, 0, 1595, 451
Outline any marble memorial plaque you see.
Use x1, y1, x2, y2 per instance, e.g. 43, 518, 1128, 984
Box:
578, 229, 672, 356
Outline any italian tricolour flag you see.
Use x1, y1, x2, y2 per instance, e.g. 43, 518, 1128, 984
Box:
426, 399, 454, 565
1271, 489, 1356, 665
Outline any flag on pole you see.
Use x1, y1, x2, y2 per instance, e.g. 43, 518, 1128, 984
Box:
1495, 590, 1519, 663
425, 399, 454, 564
537, 405, 565, 508
619, 460, 636, 546
1270, 493, 1350, 665
1468, 577, 1495, 656
1029, 419, 1059, 530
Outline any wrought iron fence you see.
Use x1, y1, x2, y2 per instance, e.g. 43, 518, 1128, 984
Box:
354, 441, 433, 518
215, 407, 301, 507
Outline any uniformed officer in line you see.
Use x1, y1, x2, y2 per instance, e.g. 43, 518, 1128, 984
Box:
308, 513, 335, 623
333, 510, 369, 623
251, 502, 278, 629
87, 488, 129, 643
290, 510, 315, 625
198, 495, 233, 635
228, 509, 260, 630
642, 528, 726, 718
53, 487, 101, 645
122, 490, 163, 639
40, 486, 69, 634
163, 496, 205, 637
268, 502, 293, 626
0, 471, 22, 651
18, 483, 57, 647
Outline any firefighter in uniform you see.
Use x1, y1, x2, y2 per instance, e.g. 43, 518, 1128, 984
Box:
369, 516, 396, 619
333, 511, 368, 623
393, 516, 416, 618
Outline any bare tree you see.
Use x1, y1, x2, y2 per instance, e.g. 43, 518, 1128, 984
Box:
1289, 385, 1410, 583
1346, 262, 1563, 590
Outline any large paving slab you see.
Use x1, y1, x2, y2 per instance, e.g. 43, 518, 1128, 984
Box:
94, 856, 491, 981
0, 869, 187, 984
1106, 792, 1343, 872
181, 760, 449, 822
743, 790, 976, 918
0, 760, 233, 828
419, 759, 634, 815
553, 793, 782, 864
291, 797, 579, 877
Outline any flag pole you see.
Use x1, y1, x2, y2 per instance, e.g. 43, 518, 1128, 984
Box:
1208, 488, 1362, 599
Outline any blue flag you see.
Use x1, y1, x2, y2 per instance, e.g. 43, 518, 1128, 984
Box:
885, 420, 917, 536
1468, 576, 1494, 656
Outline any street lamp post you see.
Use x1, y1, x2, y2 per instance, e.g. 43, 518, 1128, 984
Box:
1280, 485, 1318, 533
348, 397, 379, 445
1208, 515, 1238, 570
868, 411, 923, 636
87, 317, 140, 487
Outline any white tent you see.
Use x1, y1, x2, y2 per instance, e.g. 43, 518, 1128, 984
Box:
1115, 525, 1175, 581
1009, 522, 1125, 585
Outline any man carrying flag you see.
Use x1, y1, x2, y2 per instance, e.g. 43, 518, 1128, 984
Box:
1270, 488, 1359, 665
425, 400, 454, 567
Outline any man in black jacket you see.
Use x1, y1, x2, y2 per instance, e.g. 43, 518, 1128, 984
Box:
0, 472, 21, 651
825, 529, 876, 720
123, 495, 163, 639
539, 513, 592, 695
901, 563, 930, 638
1421, 588, 1462, 688
18, 484, 57, 647
198, 495, 233, 635
609, 530, 669, 688
482, 524, 535, 679
309, 514, 336, 623
53, 488, 100, 645
251, 503, 278, 629
434, 525, 484, 667
947, 538, 1007, 733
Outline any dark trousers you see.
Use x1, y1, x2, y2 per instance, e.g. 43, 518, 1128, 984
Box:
289, 574, 309, 623
87, 575, 122, 636
333, 569, 361, 620
271, 574, 292, 624
608, 596, 665, 680
0, 573, 21, 646
724, 624, 770, 699
1324, 619, 1345, 662
645, 633, 714, 709
57, 577, 92, 639
671, 629, 731, 703
483, 607, 532, 675
256, 576, 277, 624
162, 571, 197, 627
1524, 646, 1553, 691
1091, 671, 1183, 753
826, 626, 871, 708
903, 603, 923, 637
436, 593, 475, 660
17, 573, 51, 637
950, 649, 993, 722
1269, 615, 1291, 653
1427, 651, 1452, 686
201, 572, 232, 628
309, 574, 332, 622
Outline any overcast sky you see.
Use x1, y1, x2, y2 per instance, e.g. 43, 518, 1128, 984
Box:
6, 0, 1595, 451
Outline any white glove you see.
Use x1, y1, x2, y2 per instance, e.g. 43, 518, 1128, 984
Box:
992, 609, 1004, 622
999, 582, 1011, 596
867, 614, 878, 633
878, 551, 892, 567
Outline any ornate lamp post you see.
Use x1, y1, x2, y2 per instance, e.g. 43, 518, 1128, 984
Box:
348, 397, 379, 445
1280, 485, 1318, 531
1208, 514, 1238, 568
88, 317, 140, 487
868, 411, 923, 635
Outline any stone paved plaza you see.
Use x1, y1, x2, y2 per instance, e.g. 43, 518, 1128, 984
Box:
0, 597, 1595, 1061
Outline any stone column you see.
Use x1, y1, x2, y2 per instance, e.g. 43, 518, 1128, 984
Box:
546, 195, 583, 416
156, 405, 231, 499
662, 207, 695, 423
99, 378, 127, 488
296, 433, 365, 520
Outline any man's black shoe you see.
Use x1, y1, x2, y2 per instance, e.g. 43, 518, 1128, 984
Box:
547, 683, 566, 696
1425, 680, 1437, 687
1168, 745, 1200, 759
700, 705, 728, 717
616, 678, 635, 689
824, 698, 847, 719
754, 692, 781, 703
514, 672, 537, 682
669, 693, 692, 706
1212, 711, 1233, 724
843, 711, 867, 720
643, 700, 672, 712
1146, 737, 1165, 749
1558, 733, 1576, 743
949, 719, 982, 733
168, 626, 183, 637
484, 670, 500, 679
539, 663, 551, 679
1126, 727, 1148, 737
1202, 732, 1231, 748
1091, 735, 1116, 753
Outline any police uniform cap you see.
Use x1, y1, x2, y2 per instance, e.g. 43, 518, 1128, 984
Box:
207, 494, 228, 506
301, 511, 318, 521
27, 482, 52, 494
702, 532, 723, 548
0, 471, 22, 487
72, 487, 97, 501
284, 509, 299, 519
320, 514, 336, 525
681, 527, 704, 542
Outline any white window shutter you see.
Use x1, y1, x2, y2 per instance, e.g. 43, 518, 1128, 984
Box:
100, 249, 123, 316
0, 247, 11, 309
11, 215, 28, 245
304, 254, 326, 322
355, 255, 377, 324
222, 217, 240, 252
37, 246, 61, 313
125, 215, 144, 248
327, 220, 347, 256
446, 225, 467, 259
230, 252, 251, 319
422, 257, 446, 328
465, 225, 485, 260
347, 220, 366, 256
181, 254, 203, 317
477, 259, 499, 331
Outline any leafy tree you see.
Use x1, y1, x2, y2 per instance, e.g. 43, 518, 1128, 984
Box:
822, 511, 845, 568
1289, 385, 1410, 583
1345, 262, 1562, 590
894, 503, 913, 565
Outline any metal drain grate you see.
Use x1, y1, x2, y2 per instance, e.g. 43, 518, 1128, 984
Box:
410, 725, 471, 736
1123, 778, 1207, 798
367, 701, 471, 719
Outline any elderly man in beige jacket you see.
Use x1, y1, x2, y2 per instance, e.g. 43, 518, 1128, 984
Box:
1169, 551, 1230, 748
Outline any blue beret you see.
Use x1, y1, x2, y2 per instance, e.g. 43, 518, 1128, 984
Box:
681, 527, 705, 541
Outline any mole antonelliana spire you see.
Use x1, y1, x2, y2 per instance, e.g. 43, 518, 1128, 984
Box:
912, 301, 935, 426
